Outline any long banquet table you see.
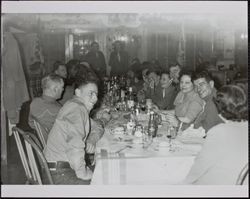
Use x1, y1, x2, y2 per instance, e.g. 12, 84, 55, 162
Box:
91, 111, 204, 185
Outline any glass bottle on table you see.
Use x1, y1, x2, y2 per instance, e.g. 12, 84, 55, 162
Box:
120, 75, 126, 90
114, 79, 119, 103
153, 112, 159, 136
148, 111, 157, 138
120, 89, 126, 111
127, 87, 135, 111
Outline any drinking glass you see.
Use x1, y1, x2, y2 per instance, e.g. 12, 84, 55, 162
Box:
142, 126, 152, 149
167, 126, 177, 152
146, 99, 153, 109
140, 98, 146, 112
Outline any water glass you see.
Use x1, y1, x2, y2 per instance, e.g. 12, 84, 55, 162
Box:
167, 126, 177, 152
146, 99, 153, 110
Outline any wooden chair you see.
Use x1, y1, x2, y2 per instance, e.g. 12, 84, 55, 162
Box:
12, 126, 53, 184
30, 117, 48, 149
236, 163, 249, 185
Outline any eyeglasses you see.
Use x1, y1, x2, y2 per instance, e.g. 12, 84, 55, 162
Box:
89, 91, 98, 98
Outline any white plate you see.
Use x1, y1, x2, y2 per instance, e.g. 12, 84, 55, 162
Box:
159, 141, 170, 147
178, 136, 204, 144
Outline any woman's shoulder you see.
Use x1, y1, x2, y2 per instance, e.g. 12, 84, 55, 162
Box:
189, 91, 203, 103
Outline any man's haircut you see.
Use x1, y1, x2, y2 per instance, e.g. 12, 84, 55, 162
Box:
91, 41, 99, 47
161, 70, 171, 77
148, 68, 161, 76
41, 74, 63, 90
192, 70, 213, 83
53, 61, 65, 72
74, 75, 98, 90
75, 64, 99, 81
169, 62, 181, 69
66, 59, 80, 71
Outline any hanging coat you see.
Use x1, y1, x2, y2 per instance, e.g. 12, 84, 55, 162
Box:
2, 32, 30, 124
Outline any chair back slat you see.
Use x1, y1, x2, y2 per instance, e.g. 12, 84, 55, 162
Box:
13, 130, 32, 181
28, 132, 43, 151
12, 127, 54, 184
32, 118, 48, 149
236, 163, 249, 185
25, 141, 42, 184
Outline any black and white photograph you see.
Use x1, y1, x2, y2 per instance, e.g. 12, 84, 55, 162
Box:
1, 1, 248, 197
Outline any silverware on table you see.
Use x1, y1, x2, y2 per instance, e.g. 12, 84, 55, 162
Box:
115, 145, 132, 153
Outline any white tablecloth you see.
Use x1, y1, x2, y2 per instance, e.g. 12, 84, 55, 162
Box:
91, 156, 195, 185
91, 112, 204, 185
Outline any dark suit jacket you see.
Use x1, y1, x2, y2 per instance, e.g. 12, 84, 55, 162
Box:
85, 51, 106, 74
109, 50, 129, 76
153, 85, 178, 110
145, 83, 177, 110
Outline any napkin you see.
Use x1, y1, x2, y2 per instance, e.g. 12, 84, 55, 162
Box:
180, 124, 205, 138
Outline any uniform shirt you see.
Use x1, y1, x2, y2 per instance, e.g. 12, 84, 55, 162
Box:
29, 94, 62, 132
194, 89, 224, 133
44, 96, 91, 179
44, 96, 104, 180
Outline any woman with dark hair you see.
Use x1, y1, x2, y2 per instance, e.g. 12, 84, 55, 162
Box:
163, 70, 204, 130
183, 85, 248, 185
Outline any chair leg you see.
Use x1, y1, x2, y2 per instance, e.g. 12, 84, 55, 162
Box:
13, 131, 32, 180
25, 141, 42, 184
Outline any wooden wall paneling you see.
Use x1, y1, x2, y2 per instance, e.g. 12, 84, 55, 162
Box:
157, 33, 167, 69
167, 32, 179, 66
235, 30, 248, 72
185, 33, 195, 71
140, 28, 148, 63
147, 33, 157, 62
40, 33, 66, 73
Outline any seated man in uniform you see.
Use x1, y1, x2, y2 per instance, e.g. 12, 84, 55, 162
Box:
44, 76, 101, 184
192, 71, 224, 134
29, 74, 64, 138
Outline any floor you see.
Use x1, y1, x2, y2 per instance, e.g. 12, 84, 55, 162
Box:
1, 101, 31, 184
2, 134, 26, 184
